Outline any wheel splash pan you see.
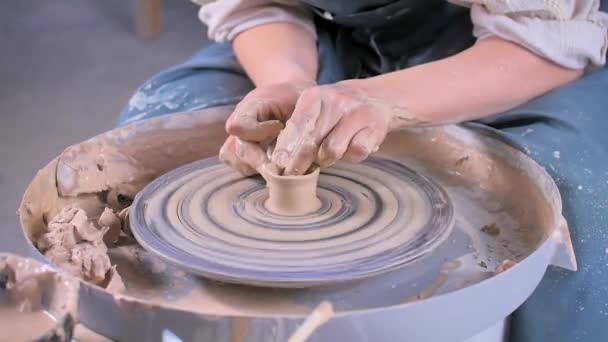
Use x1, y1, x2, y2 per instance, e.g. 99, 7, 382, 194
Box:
18, 106, 575, 342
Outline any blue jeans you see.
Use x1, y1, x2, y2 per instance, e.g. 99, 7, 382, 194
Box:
118, 35, 608, 341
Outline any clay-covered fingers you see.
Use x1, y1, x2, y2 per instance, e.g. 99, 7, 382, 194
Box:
316, 109, 386, 167
225, 82, 314, 142
341, 127, 384, 162
234, 139, 270, 172
219, 136, 267, 176
271, 86, 389, 174
271, 88, 328, 175
219, 136, 255, 175
226, 99, 285, 142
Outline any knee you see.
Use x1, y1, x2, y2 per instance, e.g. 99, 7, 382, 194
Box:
117, 42, 255, 126
118, 81, 191, 125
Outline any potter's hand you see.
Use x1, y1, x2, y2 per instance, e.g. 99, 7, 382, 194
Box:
219, 136, 270, 176
225, 81, 315, 141
220, 81, 314, 175
271, 81, 404, 175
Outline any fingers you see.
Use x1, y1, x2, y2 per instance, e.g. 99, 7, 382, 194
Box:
272, 88, 339, 175
316, 109, 373, 167
267, 84, 389, 174
271, 86, 387, 174
226, 99, 285, 142
220, 135, 274, 176
225, 81, 313, 142
234, 139, 270, 171
272, 87, 354, 175
219, 136, 257, 176
342, 127, 384, 162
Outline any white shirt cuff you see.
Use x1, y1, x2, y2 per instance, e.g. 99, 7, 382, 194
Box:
196, 0, 316, 43
465, 1, 608, 70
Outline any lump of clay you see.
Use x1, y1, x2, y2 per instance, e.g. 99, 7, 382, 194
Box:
36, 223, 77, 253
0, 258, 47, 311
71, 207, 108, 242
0, 254, 79, 341
36, 206, 112, 285
70, 243, 111, 284
98, 207, 122, 244
118, 207, 132, 237
495, 259, 516, 274
104, 265, 126, 293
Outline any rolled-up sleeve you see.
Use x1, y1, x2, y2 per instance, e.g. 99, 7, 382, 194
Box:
450, 0, 608, 70
191, 0, 316, 43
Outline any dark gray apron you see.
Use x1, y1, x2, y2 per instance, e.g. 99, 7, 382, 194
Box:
303, 0, 474, 78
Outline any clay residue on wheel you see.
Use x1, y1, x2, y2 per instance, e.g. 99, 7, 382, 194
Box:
0, 253, 79, 341
17, 108, 569, 318
36, 205, 121, 285
18, 108, 229, 288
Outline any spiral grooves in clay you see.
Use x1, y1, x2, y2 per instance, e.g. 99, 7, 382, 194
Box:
131, 157, 454, 287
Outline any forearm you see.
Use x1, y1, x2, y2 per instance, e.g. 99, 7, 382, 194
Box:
357, 37, 582, 128
233, 22, 318, 86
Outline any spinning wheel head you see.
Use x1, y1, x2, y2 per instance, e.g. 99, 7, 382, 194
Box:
130, 156, 454, 287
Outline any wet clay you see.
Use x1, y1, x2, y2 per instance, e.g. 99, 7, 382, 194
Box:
99, 207, 122, 244
108, 245, 310, 316
288, 301, 333, 342
0, 306, 56, 341
405, 260, 461, 302
496, 259, 516, 273
0, 254, 79, 341
35, 206, 121, 285
17, 108, 568, 321
132, 156, 454, 287
260, 165, 322, 216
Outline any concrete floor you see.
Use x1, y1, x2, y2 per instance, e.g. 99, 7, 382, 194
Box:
0, 0, 208, 254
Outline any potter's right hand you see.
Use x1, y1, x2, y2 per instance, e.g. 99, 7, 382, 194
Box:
220, 81, 315, 175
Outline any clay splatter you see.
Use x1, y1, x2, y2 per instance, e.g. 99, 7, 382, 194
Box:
481, 223, 500, 237
495, 260, 516, 273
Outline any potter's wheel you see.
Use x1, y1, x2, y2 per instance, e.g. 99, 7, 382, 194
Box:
19, 106, 576, 341
130, 156, 454, 287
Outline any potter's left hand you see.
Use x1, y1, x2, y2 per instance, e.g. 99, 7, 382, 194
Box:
219, 81, 315, 176
271, 81, 405, 175
219, 135, 271, 176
